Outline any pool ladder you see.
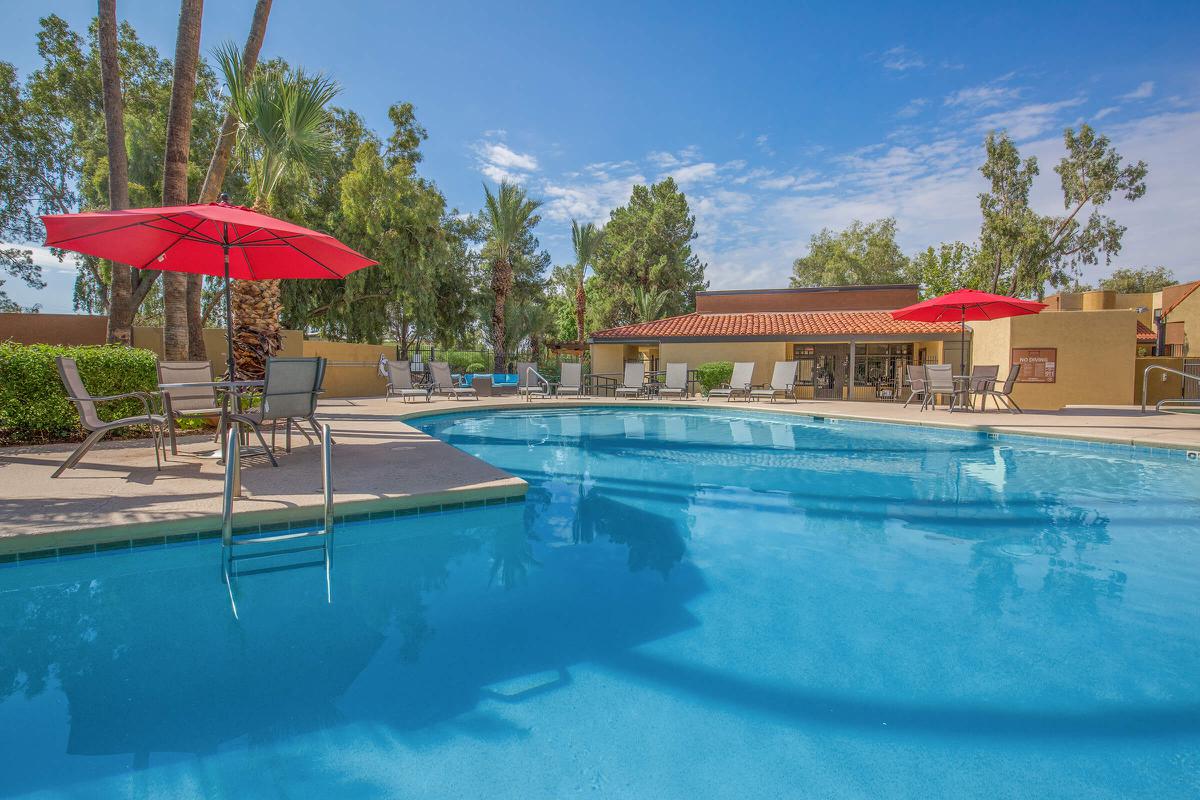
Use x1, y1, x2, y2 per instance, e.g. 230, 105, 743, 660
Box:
220, 422, 335, 618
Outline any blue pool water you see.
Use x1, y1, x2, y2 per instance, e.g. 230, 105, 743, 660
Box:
2, 407, 1199, 798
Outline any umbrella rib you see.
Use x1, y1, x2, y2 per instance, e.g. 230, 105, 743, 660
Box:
136, 215, 210, 270
247, 227, 346, 278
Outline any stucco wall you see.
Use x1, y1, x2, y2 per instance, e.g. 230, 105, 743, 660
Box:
1168, 286, 1200, 356
1135, 357, 1187, 406
971, 310, 1136, 409
131, 327, 305, 376
590, 344, 627, 379
0, 313, 108, 345
302, 339, 391, 397
658, 341, 790, 387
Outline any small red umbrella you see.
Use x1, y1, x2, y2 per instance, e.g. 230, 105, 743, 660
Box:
891, 288, 1046, 374
42, 200, 377, 379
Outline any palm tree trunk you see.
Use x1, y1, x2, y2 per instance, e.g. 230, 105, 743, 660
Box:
230, 199, 282, 379
491, 257, 511, 372
574, 280, 586, 342
161, 0, 204, 360
189, 0, 273, 360
98, 0, 132, 345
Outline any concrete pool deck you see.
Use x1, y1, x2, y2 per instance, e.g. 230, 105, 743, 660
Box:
2, 394, 1199, 556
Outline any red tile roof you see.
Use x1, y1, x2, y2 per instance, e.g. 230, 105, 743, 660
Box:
591, 311, 964, 340
1136, 321, 1157, 343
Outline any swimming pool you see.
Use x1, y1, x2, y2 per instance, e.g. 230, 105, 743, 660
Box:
1, 407, 1198, 798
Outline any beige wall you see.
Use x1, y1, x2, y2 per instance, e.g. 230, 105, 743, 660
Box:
131, 327, 305, 377
302, 339, 392, 398
590, 343, 627, 379
658, 341, 790, 387
972, 310, 1136, 410
1168, 287, 1200, 356
1135, 357, 1187, 406
0, 313, 108, 346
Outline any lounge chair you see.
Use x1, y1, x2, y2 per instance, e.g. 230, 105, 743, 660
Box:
158, 360, 225, 455
978, 364, 1023, 413
53, 356, 166, 478
966, 364, 999, 410
229, 357, 326, 465
384, 359, 430, 403
614, 361, 646, 398
429, 361, 477, 401
902, 364, 926, 408
658, 362, 689, 399
707, 362, 754, 402
556, 362, 584, 397
921, 364, 967, 412
750, 361, 798, 403
516, 361, 549, 400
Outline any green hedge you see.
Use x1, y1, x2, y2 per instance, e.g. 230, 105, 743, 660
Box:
465, 362, 486, 374
695, 361, 734, 394
0, 342, 160, 443
440, 350, 484, 373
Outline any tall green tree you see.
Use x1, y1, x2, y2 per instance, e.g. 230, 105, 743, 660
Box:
907, 241, 987, 298
632, 286, 671, 322
591, 178, 707, 327
481, 181, 542, 371
790, 218, 909, 287
568, 220, 602, 341
161, 0, 204, 360
978, 131, 1041, 294
1098, 266, 1175, 293
217, 43, 337, 378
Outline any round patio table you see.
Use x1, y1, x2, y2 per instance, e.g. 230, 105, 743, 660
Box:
157, 379, 265, 461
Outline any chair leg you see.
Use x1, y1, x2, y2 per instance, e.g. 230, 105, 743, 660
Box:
152, 424, 162, 471
167, 414, 179, 455
248, 423, 278, 467
53, 427, 110, 478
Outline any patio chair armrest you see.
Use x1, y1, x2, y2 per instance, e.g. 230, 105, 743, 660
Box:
71, 391, 159, 415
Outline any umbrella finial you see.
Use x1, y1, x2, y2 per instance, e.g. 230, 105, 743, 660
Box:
217, 192, 230, 205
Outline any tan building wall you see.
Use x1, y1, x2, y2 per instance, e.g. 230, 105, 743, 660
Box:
971, 310, 1136, 410
590, 343, 628, 379
302, 339, 392, 398
0, 313, 108, 346
1164, 284, 1200, 356
131, 327, 305, 376
658, 341, 790, 387
695, 285, 918, 314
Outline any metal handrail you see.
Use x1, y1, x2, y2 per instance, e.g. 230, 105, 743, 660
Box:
522, 365, 552, 400
321, 424, 334, 534
1141, 364, 1200, 412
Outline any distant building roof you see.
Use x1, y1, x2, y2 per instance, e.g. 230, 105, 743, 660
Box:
590, 310, 963, 342
1136, 320, 1157, 343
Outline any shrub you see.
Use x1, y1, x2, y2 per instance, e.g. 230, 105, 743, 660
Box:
695, 361, 734, 394
465, 362, 486, 374
0, 342, 160, 444
440, 350, 484, 373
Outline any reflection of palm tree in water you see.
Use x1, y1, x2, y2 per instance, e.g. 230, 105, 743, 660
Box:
489, 524, 540, 589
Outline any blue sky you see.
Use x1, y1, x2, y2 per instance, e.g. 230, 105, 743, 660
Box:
3, 0, 1199, 311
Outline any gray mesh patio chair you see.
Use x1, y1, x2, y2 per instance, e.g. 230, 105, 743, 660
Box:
966, 364, 1000, 410
750, 361, 798, 403
902, 364, 927, 408
158, 360, 224, 455
707, 362, 754, 401
53, 356, 166, 478
556, 362, 584, 397
228, 357, 325, 466
658, 362, 689, 399
430, 361, 477, 400
978, 364, 1023, 413
614, 361, 646, 398
921, 364, 967, 412
516, 361, 549, 400
384, 359, 430, 403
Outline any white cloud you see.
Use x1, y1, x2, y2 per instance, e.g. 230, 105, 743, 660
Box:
896, 98, 929, 119
1121, 81, 1155, 101
880, 46, 925, 72
473, 138, 539, 184
975, 96, 1087, 140
2, 244, 78, 273
1094, 106, 1120, 120
944, 84, 1021, 109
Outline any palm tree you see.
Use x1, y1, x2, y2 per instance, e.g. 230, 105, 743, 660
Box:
217, 44, 337, 378
161, 0, 204, 360
482, 181, 541, 372
97, 0, 131, 345
633, 286, 670, 323
189, 0, 274, 360
569, 220, 602, 342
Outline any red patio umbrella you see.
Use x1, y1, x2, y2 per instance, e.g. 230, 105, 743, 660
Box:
42, 199, 377, 379
891, 288, 1046, 375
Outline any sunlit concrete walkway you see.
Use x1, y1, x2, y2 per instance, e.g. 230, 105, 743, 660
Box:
2, 393, 1198, 555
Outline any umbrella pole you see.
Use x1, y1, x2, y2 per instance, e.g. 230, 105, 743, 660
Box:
223, 238, 235, 382
960, 307, 966, 376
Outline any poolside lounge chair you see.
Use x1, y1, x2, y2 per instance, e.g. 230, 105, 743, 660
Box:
228, 357, 327, 465
902, 364, 926, 409
53, 356, 166, 478
158, 360, 224, 455
921, 364, 967, 412
556, 362, 584, 397
384, 359, 430, 403
615, 361, 646, 398
430, 361, 477, 401
966, 364, 1000, 410
750, 361, 798, 403
516, 362, 549, 400
977, 364, 1023, 413
658, 362, 690, 399
707, 362, 754, 402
